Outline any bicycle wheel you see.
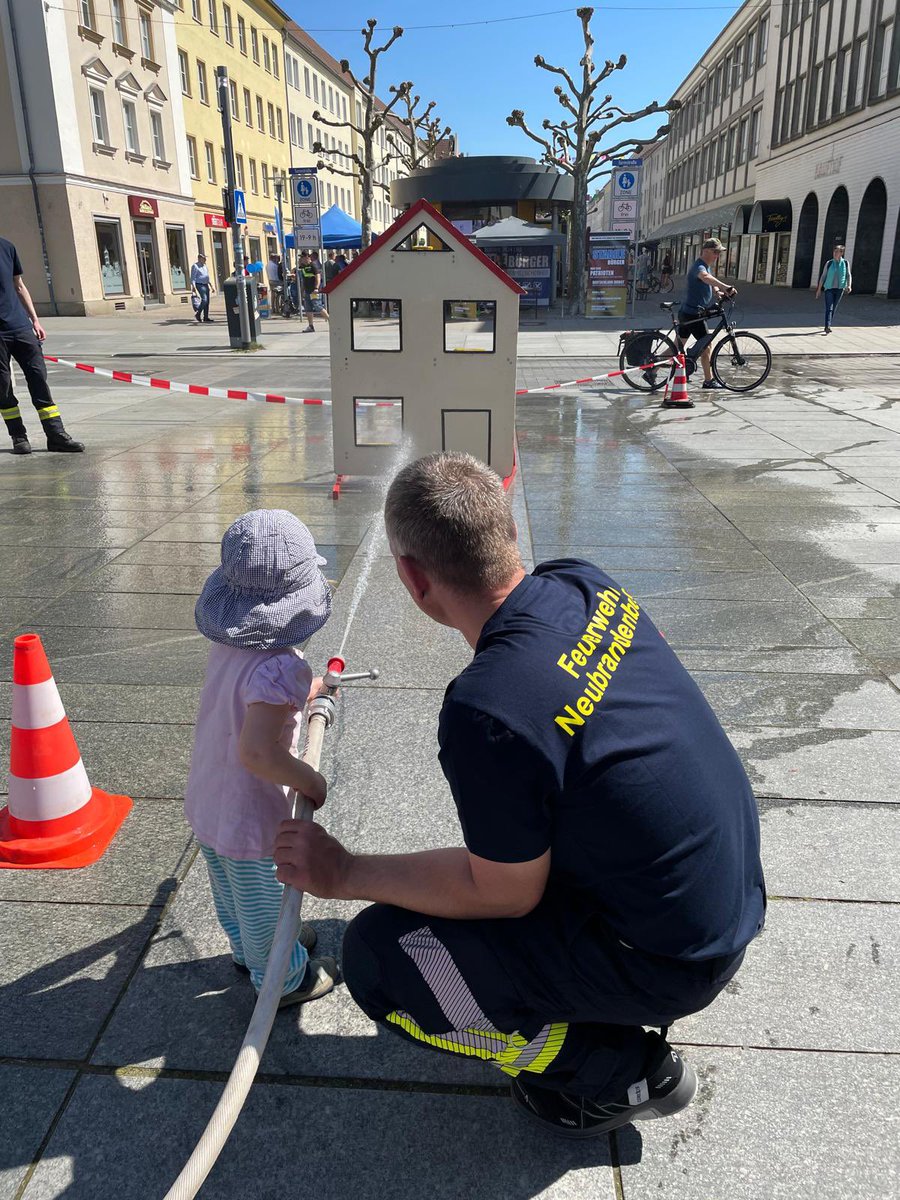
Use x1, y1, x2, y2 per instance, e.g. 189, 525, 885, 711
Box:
649, 276, 661, 294
659, 274, 674, 293
711, 331, 772, 392
619, 332, 679, 393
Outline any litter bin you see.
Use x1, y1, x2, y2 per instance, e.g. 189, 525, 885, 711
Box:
223, 277, 259, 347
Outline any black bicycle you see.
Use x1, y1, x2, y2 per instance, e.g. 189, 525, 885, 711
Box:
617, 297, 772, 393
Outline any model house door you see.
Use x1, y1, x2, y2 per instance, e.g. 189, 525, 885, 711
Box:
442, 409, 491, 465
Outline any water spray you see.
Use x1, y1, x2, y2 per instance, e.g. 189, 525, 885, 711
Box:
164, 657, 378, 1200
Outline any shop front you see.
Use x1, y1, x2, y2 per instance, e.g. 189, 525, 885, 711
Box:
748, 199, 793, 285
203, 213, 230, 290
470, 217, 566, 308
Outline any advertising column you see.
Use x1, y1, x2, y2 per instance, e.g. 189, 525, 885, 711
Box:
586, 233, 630, 317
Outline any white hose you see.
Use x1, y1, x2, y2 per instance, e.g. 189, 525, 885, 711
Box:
164, 705, 331, 1200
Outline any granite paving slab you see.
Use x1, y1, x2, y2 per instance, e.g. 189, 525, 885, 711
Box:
728, 724, 898, 802
639, 598, 849, 649
0, 626, 209, 686
674, 647, 874, 674
612, 569, 801, 602
693, 671, 900, 728
616, 1046, 899, 1200
531, 544, 771, 570
32, 591, 199, 630
0, 1065, 75, 1200
0, 681, 199, 723
0, 901, 158, 1060
19, 1074, 618, 1200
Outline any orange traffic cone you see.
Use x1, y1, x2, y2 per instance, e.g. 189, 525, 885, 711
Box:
0, 634, 131, 869
661, 353, 694, 409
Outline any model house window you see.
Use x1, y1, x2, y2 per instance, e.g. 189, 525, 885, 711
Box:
354, 398, 403, 447
238, 15, 246, 53
249, 158, 258, 193
205, 141, 216, 182
443, 301, 497, 353
304, 66, 311, 96
208, 0, 218, 35
166, 225, 188, 290
197, 60, 208, 104
393, 223, 452, 252
89, 88, 109, 144
256, 95, 264, 131
112, 0, 126, 45
251, 27, 259, 63
187, 134, 199, 178
150, 110, 165, 160
223, 4, 233, 44
122, 100, 140, 154
95, 220, 127, 295
243, 87, 251, 125
139, 11, 153, 60
351, 300, 402, 352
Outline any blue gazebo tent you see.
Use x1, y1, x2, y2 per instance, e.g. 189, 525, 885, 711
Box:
320, 204, 363, 249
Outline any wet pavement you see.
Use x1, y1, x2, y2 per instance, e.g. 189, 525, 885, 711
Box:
1, 354, 898, 1199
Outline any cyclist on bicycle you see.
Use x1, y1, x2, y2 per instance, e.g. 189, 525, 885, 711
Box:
678, 238, 737, 391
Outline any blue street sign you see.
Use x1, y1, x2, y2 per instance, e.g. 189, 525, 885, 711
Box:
612, 158, 643, 167
233, 189, 247, 224
289, 166, 318, 176
616, 172, 636, 191
294, 178, 314, 199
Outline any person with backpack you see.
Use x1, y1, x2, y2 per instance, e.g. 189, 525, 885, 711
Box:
815, 245, 852, 334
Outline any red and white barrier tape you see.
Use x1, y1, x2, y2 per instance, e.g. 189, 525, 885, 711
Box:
515, 356, 674, 395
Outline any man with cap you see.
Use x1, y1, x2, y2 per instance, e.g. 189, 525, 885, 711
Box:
0, 235, 83, 454
190, 251, 214, 324
677, 238, 737, 390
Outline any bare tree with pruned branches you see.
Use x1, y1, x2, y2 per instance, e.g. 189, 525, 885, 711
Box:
312, 19, 411, 247
387, 89, 452, 174
507, 6, 678, 313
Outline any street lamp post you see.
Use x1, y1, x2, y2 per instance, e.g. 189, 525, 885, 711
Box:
216, 65, 251, 349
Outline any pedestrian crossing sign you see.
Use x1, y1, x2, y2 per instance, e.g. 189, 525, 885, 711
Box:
233, 189, 247, 225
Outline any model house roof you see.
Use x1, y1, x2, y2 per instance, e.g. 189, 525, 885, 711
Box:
322, 200, 526, 296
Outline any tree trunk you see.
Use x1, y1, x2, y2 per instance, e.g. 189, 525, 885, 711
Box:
567, 170, 589, 315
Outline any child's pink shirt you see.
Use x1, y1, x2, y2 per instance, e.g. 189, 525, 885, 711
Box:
184, 643, 313, 859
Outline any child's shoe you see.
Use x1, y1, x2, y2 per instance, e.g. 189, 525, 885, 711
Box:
277, 956, 340, 1008
232, 922, 317, 974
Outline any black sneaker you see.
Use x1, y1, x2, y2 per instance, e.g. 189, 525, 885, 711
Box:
510, 1033, 697, 1139
11, 435, 32, 455
47, 432, 85, 452
701, 379, 726, 390
232, 922, 318, 974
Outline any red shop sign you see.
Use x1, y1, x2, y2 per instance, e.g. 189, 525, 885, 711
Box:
204, 213, 229, 228
128, 195, 159, 218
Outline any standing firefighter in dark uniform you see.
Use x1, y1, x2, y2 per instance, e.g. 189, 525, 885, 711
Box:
0, 237, 83, 455
275, 453, 765, 1139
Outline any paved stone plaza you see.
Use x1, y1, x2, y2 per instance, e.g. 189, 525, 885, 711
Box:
0, 334, 898, 1198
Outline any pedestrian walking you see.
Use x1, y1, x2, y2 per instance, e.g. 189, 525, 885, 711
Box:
298, 250, 329, 332
0, 236, 83, 455
677, 238, 737, 390
324, 250, 339, 286
190, 253, 214, 324
187, 509, 339, 1008
815, 245, 852, 334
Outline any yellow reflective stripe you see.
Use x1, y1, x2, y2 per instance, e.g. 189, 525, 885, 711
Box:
1, 406, 21, 420
38, 406, 61, 420
386, 1012, 568, 1078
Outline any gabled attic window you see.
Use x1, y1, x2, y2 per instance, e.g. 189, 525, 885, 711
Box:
393, 223, 453, 252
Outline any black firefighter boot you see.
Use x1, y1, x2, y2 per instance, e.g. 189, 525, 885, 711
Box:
42, 410, 85, 453
3, 408, 32, 455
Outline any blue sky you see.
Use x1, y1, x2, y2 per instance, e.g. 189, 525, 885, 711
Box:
283, 2, 747, 158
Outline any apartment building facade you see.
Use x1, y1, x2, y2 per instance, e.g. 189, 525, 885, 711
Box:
0, 0, 197, 315
648, 0, 900, 296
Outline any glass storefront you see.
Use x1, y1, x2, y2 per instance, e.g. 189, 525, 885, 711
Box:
443, 203, 516, 236
95, 219, 127, 296
166, 224, 189, 291
773, 232, 791, 284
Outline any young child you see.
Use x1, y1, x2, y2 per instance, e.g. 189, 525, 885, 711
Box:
186, 509, 338, 1008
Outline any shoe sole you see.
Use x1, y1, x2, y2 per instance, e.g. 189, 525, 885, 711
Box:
511, 1062, 698, 1139
277, 958, 340, 1009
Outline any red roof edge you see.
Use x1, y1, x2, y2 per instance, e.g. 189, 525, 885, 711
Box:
323, 199, 527, 297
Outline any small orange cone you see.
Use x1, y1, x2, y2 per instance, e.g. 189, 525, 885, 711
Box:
661, 353, 694, 409
0, 634, 132, 869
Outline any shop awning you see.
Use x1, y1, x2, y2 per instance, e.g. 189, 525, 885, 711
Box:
470, 216, 566, 246
732, 204, 753, 234
647, 200, 748, 242
320, 204, 363, 249
748, 199, 793, 233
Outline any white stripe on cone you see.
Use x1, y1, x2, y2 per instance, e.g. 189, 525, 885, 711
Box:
11, 678, 66, 731
7, 759, 93, 823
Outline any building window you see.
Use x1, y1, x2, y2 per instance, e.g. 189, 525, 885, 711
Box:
758, 16, 768, 66
307, 122, 313, 150
733, 41, 743, 88
235, 153, 244, 189
166, 225, 189, 290
313, 75, 319, 103
328, 85, 334, 112
262, 162, 269, 196
238, 14, 246, 53
296, 119, 303, 149
221, 147, 226, 178
304, 66, 311, 96
276, 109, 283, 141
272, 46, 279, 79
95, 220, 127, 295
229, 79, 238, 120
122, 99, 140, 154
208, 0, 218, 34
326, 181, 332, 206
112, 0, 126, 46
871, 18, 894, 99
289, 113, 297, 144
197, 60, 208, 105
263, 36, 270, 72
178, 50, 190, 95
444, 300, 496, 353
737, 116, 748, 163
191, 0, 201, 20
223, 3, 233, 44
243, 87, 252, 125
150, 109, 165, 161
88, 87, 109, 145
749, 107, 761, 157
849, 36, 866, 108
267, 102, 275, 137
205, 140, 216, 182
249, 158, 258, 193
256, 95, 264, 132
79, 0, 96, 30
342, 95, 348, 121
139, 10, 153, 60
187, 134, 199, 178
745, 28, 756, 75
251, 27, 259, 63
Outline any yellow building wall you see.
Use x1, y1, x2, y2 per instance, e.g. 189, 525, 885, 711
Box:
176, 0, 291, 278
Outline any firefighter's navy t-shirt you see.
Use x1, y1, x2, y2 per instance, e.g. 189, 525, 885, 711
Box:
0, 238, 29, 335
437, 559, 765, 962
